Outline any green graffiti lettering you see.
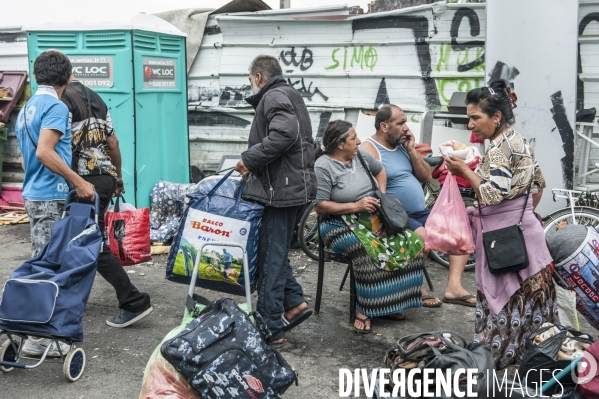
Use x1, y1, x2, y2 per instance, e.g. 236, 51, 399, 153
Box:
437, 78, 485, 105
456, 48, 469, 67
437, 43, 450, 72
474, 47, 485, 72
457, 80, 472, 93
343, 46, 348, 70
326, 46, 378, 71
351, 46, 364, 69
438, 78, 456, 104
364, 47, 378, 71
325, 48, 340, 70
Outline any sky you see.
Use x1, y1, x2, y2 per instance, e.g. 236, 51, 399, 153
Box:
5, 0, 370, 27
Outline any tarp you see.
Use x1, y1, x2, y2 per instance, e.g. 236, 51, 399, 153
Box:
154, 0, 271, 72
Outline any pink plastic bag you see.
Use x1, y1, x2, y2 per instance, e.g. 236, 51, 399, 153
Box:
424, 172, 475, 255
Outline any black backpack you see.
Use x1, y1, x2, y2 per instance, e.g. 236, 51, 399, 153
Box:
161, 298, 297, 398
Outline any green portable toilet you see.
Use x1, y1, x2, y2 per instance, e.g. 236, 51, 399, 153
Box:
25, 14, 189, 208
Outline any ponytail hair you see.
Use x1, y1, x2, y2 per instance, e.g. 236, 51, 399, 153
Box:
315, 120, 353, 159
466, 79, 518, 126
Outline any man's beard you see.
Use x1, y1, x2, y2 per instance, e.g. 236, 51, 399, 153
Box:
250, 79, 260, 95
390, 130, 403, 146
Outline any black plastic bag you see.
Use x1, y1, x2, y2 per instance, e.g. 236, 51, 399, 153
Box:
518, 324, 593, 395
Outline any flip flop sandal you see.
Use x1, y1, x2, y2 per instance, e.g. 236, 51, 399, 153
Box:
381, 313, 406, 321
421, 294, 443, 308
353, 316, 372, 334
442, 294, 477, 308
282, 308, 314, 332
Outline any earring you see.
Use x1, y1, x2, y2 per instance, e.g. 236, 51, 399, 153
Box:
496, 121, 500, 128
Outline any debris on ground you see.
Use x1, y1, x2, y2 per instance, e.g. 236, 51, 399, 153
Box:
0, 208, 28, 226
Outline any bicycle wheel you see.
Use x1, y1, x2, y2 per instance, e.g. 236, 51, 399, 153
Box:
543, 207, 599, 242
428, 193, 477, 271
298, 202, 320, 261
203, 264, 221, 280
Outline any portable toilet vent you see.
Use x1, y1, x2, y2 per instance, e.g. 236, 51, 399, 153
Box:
25, 14, 189, 208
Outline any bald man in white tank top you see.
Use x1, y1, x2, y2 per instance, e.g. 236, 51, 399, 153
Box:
360, 105, 476, 308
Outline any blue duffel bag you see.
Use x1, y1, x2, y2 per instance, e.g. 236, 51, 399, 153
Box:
166, 171, 264, 296
0, 201, 102, 342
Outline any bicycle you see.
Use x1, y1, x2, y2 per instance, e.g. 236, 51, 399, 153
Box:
297, 156, 477, 271
202, 259, 228, 280
543, 188, 599, 239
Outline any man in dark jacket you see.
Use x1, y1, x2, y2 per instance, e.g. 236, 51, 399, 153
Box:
235, 55, 316, 347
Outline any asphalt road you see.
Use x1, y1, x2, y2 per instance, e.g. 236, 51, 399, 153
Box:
0, 223, 593, 399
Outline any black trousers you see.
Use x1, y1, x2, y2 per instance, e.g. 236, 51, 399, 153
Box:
83, 175, 151, 313
256, 205, 306, 341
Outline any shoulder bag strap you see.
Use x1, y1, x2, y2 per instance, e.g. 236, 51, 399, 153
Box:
68, 83, 93, 120
355, 150, 377, 192
476, 172, 535, 232
23, 102, 38, 149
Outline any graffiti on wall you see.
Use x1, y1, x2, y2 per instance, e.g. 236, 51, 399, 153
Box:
488, 61, 520, 87
449, 8, 485, 72
280, 46, 330, 102
353, 15, 440, 109
280, 47, 313, 71
352, 7, 485, 110
374, 78, 391, 109
550, 91, 575, 190
286, 78, 329, 102
325, 46, 378, 71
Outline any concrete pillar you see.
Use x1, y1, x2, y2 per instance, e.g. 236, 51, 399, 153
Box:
280, 0, 290, 9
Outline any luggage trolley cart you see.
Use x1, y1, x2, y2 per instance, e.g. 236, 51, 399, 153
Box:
185, 241, 252, 315
0, 192, 102, 381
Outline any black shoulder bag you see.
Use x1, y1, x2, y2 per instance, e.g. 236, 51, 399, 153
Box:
477, 178, 533, 274
356, 151, 409, 235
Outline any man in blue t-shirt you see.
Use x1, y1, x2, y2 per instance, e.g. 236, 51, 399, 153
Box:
15, 51, 95, 358
16, 50, 95, 256
220, 248, 233, 279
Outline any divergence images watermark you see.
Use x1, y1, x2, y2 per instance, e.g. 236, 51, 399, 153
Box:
338, 355, 597, 398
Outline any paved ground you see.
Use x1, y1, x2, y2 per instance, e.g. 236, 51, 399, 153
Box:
0, 223, 593, 398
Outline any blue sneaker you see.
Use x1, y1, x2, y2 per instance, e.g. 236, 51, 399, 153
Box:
106, 307, 153, 328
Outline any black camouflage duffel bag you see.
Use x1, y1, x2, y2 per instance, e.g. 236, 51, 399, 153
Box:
161, 297, 297, 398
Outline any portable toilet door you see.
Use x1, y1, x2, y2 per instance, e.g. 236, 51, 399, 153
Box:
26, 30, 137, 200
25, 14, 189, 208
132, 31, 188, 208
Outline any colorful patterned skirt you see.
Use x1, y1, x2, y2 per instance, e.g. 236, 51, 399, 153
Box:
474, 266, 559, 370
320, 216, 423, 317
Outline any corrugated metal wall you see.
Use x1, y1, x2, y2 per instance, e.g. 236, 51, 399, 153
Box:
189, 2, 487, 170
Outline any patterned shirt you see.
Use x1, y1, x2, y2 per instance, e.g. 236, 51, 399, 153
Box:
475, 128, 546, 206
61, 81, 117, 177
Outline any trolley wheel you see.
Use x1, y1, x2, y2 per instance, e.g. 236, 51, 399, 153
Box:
63, 347, 85, 382
0, 339, 18, 373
